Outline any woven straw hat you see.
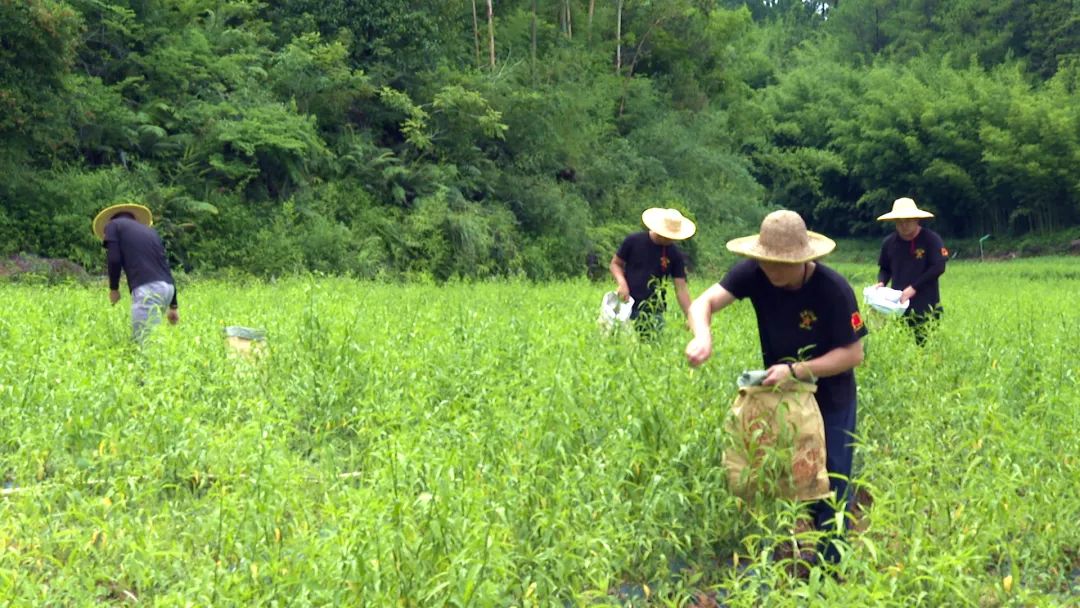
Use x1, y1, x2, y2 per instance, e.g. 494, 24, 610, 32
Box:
92, 203, 153, 240
726, 210, 835, 263
642, 208, 696, 240
877, 197, 934, 221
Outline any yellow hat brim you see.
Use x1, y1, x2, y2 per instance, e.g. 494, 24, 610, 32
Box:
877, 209, 935, 221
92, 204, 153, 240
641, 207, 696, 240
725, 231, 836, 263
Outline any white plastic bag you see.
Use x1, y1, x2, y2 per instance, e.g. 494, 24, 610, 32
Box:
736, 369, 769, 388
862, 285, 909, 315
597, 291, 634, 332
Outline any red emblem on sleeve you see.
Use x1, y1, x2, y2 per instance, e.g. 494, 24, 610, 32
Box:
851, 311, 864, 331
941, 247, 949, 257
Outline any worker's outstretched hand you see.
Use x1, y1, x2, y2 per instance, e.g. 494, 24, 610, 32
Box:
109, 290, 120, 305
762, 363, 794, 386
685, 334, 713, 368
167, 308, 179, 325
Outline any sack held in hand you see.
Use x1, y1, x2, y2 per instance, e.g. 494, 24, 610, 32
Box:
723, 382, 831, 502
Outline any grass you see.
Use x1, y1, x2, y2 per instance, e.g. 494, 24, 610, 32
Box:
0, 258, 1077, 606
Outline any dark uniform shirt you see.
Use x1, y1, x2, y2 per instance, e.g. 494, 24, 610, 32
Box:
103, 217, 178, 307
876, 227, 947, 315
720, 260, 868, 413
615, 231, 687, 316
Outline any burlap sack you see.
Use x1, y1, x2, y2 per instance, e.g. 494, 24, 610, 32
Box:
723, 382, 831, 502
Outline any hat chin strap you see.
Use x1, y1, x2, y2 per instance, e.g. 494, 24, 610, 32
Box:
784, 262, 813, 290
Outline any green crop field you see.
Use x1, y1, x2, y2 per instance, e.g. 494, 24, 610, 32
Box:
1, 259, 1078, 606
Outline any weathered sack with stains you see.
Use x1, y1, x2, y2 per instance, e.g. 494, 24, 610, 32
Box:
723, 382, 831, 502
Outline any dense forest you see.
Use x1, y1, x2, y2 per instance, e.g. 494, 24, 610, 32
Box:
2, 0, 1078, 278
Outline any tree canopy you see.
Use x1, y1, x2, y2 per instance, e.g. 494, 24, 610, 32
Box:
2, 0, 1077, 278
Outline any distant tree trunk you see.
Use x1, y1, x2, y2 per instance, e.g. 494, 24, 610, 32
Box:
486, 0, 496, 69
619, 17, 663, 117
531, 0, 538, 70
588, 0, 595, 36
615, 0, 623, 74
564, 0, 572, 39
626, 20, 660, 79
471, 0, 481, 68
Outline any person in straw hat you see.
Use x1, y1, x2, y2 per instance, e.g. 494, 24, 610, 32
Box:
685, 209, 867, 565
92, 203, 179, 341
875, 197, 947, 345
609, 208, 696, 338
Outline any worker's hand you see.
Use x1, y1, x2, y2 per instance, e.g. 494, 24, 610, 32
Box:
685, 334, 713, 368
762, 363, 794, 387
874, 282, 885, 288
616, 284, 630, 302
167, 307, 179, 325
900, 286, 917, 304
109, 290, 121, 305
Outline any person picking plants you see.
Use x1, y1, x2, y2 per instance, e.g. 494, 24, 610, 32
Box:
684, 210, 867, 567
609, 207, 695, 338
92, 203, 179, 341
875, 197, 948, 345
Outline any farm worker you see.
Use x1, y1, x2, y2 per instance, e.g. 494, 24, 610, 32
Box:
609, 207, 695, 338
684, 210, 867, 565
92, 203, 179, 341
875, 197, 948, 345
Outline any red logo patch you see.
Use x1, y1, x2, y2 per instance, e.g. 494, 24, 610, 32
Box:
851, 312, 864, 331
941, 247, 949, 257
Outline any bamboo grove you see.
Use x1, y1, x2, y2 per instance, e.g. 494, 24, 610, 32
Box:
2, 0, 1078, 278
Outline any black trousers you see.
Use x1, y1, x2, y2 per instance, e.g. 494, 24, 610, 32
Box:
905, 306, 942, 346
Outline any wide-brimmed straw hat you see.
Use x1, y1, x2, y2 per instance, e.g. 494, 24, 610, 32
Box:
726, 210, 835, 263
92, 203, 153, 240
877, 197, 934, 221
642, 207, 696, 240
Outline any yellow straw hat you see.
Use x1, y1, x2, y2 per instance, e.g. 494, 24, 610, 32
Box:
877, 197, 934, 221
642, 207, 696, 240
92, 203, 153, 240
726, 210, 835, 263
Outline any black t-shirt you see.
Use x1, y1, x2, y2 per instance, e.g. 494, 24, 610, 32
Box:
615, 231, 687, 314
720, 259, 868, 412
103, 217, 178, 307
876, 227, 947, 314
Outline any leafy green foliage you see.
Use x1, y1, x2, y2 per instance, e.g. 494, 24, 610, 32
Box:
2, 0, 1078, 276
0, 0, 82, 150
756, 53, 1080, 237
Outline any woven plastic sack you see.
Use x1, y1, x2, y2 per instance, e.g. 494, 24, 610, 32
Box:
862, 285, 909, 316
597, 291, 634, 332
224, 325, 267, 358
724, 382, 831, 502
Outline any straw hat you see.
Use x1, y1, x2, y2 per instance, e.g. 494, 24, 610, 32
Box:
642, 207, 696, 240
726, 210, 835, 263
92, 203, 153, 240
877, 197, 934, 221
